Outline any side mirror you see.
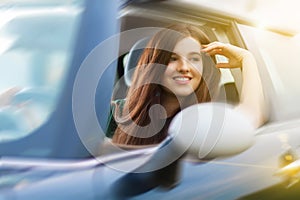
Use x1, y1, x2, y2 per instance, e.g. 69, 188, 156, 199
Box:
169, 103, 255, 160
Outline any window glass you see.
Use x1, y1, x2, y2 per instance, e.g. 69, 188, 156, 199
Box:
237, 24, 300, 121
0, 2, 83, 141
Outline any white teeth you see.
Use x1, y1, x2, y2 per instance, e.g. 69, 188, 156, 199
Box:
174, 77, 189, 81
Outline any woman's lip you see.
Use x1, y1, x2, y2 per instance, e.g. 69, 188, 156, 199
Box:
172, 76, 192, 84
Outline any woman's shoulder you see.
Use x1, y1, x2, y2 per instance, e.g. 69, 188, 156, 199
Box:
106, 99, 126, 138
111, 99, 126, 113
112, 98, 126, 104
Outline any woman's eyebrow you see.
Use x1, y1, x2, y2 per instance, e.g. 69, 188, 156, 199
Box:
189, 52, 202, 56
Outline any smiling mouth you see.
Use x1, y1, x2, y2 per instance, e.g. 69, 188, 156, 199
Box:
173, 76, 192, 81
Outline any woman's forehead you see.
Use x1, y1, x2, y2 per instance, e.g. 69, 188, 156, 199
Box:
172, 37, 201, 56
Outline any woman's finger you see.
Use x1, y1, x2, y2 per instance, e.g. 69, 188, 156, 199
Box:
202, 47, 224, 56
201, 43, 226, 55
215, 63, 230, 68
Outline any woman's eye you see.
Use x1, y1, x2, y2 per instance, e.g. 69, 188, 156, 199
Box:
189, 57, 201, 62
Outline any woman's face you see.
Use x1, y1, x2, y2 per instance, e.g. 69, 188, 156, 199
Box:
162, 37, 203, 97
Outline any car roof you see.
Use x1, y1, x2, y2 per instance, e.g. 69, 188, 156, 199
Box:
121, 0, 297, 36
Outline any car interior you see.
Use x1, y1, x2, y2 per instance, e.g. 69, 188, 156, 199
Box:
112, 2, 242, 109
96, 2, 249, 157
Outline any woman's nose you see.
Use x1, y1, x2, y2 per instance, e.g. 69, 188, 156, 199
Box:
177, 59, 190, 73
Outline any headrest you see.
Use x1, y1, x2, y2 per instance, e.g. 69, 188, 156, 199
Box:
124, 37, 150, 86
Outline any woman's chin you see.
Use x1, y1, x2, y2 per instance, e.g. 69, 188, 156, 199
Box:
173, 90, 195, 98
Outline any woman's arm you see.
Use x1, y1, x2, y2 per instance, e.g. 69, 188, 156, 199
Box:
202, 42, 267, 128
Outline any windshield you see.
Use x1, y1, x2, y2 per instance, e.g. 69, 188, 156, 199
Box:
0, 1, 83, 142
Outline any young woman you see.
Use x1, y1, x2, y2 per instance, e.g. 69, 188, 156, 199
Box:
107, 23, 266, 146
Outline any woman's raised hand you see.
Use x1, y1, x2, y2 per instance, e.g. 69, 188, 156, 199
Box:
201, 42, 251, 69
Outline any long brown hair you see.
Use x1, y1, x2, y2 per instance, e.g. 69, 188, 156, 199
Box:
112, 24, 221, 145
